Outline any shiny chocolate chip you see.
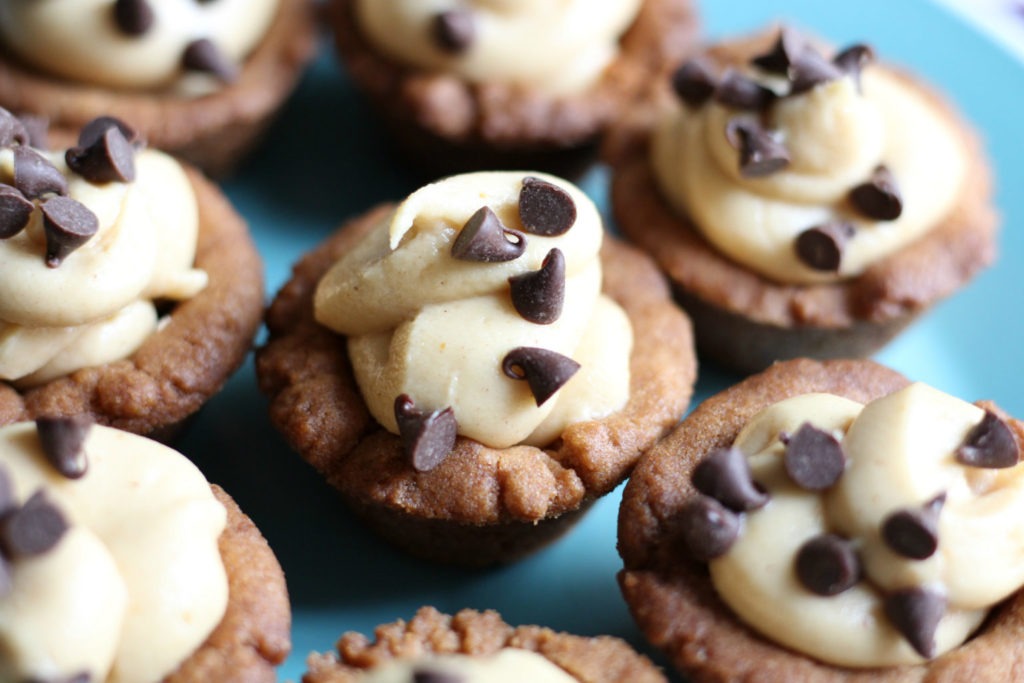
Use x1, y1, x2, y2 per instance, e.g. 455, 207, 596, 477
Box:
883, 586, 946, 659
692, 446, 769, 512
849, 165, 902, 221
784, 423, 846, 490
671, 58, 717, 107
789, 46, 844, 95
14, 147, 67, 199
502, 347, 580, 407
508, 248, 565, 325
518, 177, 577, 236
882, 493, 945, 560
0, 463, 15, 518
182, 38, 239, 82
795, 220, 856, 272
0, 490, 68, 558
795, 534, 861, 596
725, 118, 790, 177
0, 185, 34, 239
66, 125, 136, 184
40, 196, 99, 268
751, 27, 807, 74
0, 109, 29, 148
833, 43, 875, 89
36, 416, 92, 480
114, 0, 155, 36
432, 9, 475, 54
414, 669, 464, 683
956, 410, 1020, 469
394, 395, 457, 473
715, 69, 775, 111
450, 206, 525, 262
18, 114, 49, 150
677, 496, 740, 561
78, 116, 143, 149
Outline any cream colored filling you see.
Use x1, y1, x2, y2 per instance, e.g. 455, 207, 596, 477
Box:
314, 171, 632, 449
711, 384, 1024, 667
358, 649, 578, 683
354, 0, 641, 95
0, 147, 206, 387
0, 421, 228, 683
652, 67, 969, 284
0, 0, 278, 92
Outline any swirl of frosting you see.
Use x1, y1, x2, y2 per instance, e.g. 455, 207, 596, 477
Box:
358, 649, 578, 682
0, 420, 228, 682
652, 32, 969, 284
705, 384, 1024, 667
353, 0, 642, 95
0, 0, 278, 91
314, 171, 632, 450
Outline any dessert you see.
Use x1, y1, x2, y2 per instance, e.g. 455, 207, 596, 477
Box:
0, 110, 264, 438
0, 0, 317, 176
0, 417, 291, 682
302, 606, 666, 683
607, 27, 998, 372
618, 358, 1024, 680
327, 0, 699, 175
257, 171, 696, 566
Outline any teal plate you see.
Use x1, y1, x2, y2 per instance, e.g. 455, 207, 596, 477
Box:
177, 1, 1024, 680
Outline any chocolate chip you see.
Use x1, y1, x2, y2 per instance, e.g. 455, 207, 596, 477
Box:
182, 38, 239, 83
508, 248, 565, 325
692, 446, 769, 512
25, 673, 91, 683
795, 534, 860, 596
0, 463, 15, 518
884, 586, 946, 659
956, 410, 1020, 469
849, 165, 902, 221
795, 220, 856, 271
36, 416, 91, 480
18, 114, 49, 150
833, 43, 875, 89
715, 69, 775, 110
0, 490, 68, 558
751, 27, 807, 74
13, 147, 67, 199
0, 555, 10, 599
414, 669, 464, 683
65, 125, 136, 184
78, 116, 143, 149
725, 118, 790, 177
0, 185, 34, 239
450, 206, 525, 262
502, 347, 580, 406
789, 46, 844, 95
677, 496, 740, 561
113, 0, 155, 36
40, 196, 99, 268
0, 109, 29, 148
518, 177, 577, 236
784, 423, 845, 490
882, 493, 945, 560
671, 58, 717, 107
431, 9, 475, 54
394, 395, 457, 473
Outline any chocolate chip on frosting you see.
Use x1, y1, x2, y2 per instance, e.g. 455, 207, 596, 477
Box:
78, 116, 143, 149
450, 206, 526, 262
849, 164, 903, 221
182, 38, 239, 83
751, 27, 807, 74
671, 58, 717, 107
0, 184, 34, 239
113, 0, 155, 36
31, 673, 92, 683
833, 43, 876, 89
692, 447, 769, 512
0, 490, 68, 559
413, 669, 464, 683
677, 496, 740, 561
795, 534, 861, 596
40, 196, 100, 268
18, 114, 49, 150
432, 9, 475, 54
65, 125, 136, 184
882, 493, 945, 560
394, 394, 458, 473
883, 586, 946, 659
36, 416, 92, 480
508, 248, 565, 325
518, 177, 577, 236
0, 109, 29, 148
725, 118, 790, 177
795, 221, 856, 272
502, 347, 580, 406
783, 423, 846, 490
715, 69, 776, 111
0, 555, 10, 599
956, 410, 1020, 469
13, 147, 67, 199
789, 46, 844, 95
0, 463, 15, 518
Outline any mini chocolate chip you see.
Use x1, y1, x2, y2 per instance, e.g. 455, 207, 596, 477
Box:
432, 9, 475, 54
692, 446, 769, 512
502, 347, 580, 406
13, 147, 67, 199
182, 38, 239, 83
725, 118, 790, 177
450, 206, 525, 262
394, 395, 457, 473
36, 416, 92, 480
0, 109, 29, 148
0, 555, 10, 599
784, 422, 846, 490
882, 493, 945, 560
849, 165, 902, 221
0, 463, 15, 518
65, 126, 136, 184
833, 43, 875, 89
78, 116, 143, 149
113, 0, 154, 36
677, 496, 741, 561
751, 27, 807, 74
884, 586, 946, 659
508, 248, 565, 325
956, 410, 1020, 469
795, 533, 860, 596
40, 196, 99, 268
789, 46, 844, 95
715, 69, 775, 110
671, 58, 717, 107
518, 177, 577, 236
0, 490, 68, 558
795, 220, 856, 271
414, 669, 464, 683
0, 185, 34, 239
18, 114, 49, 150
